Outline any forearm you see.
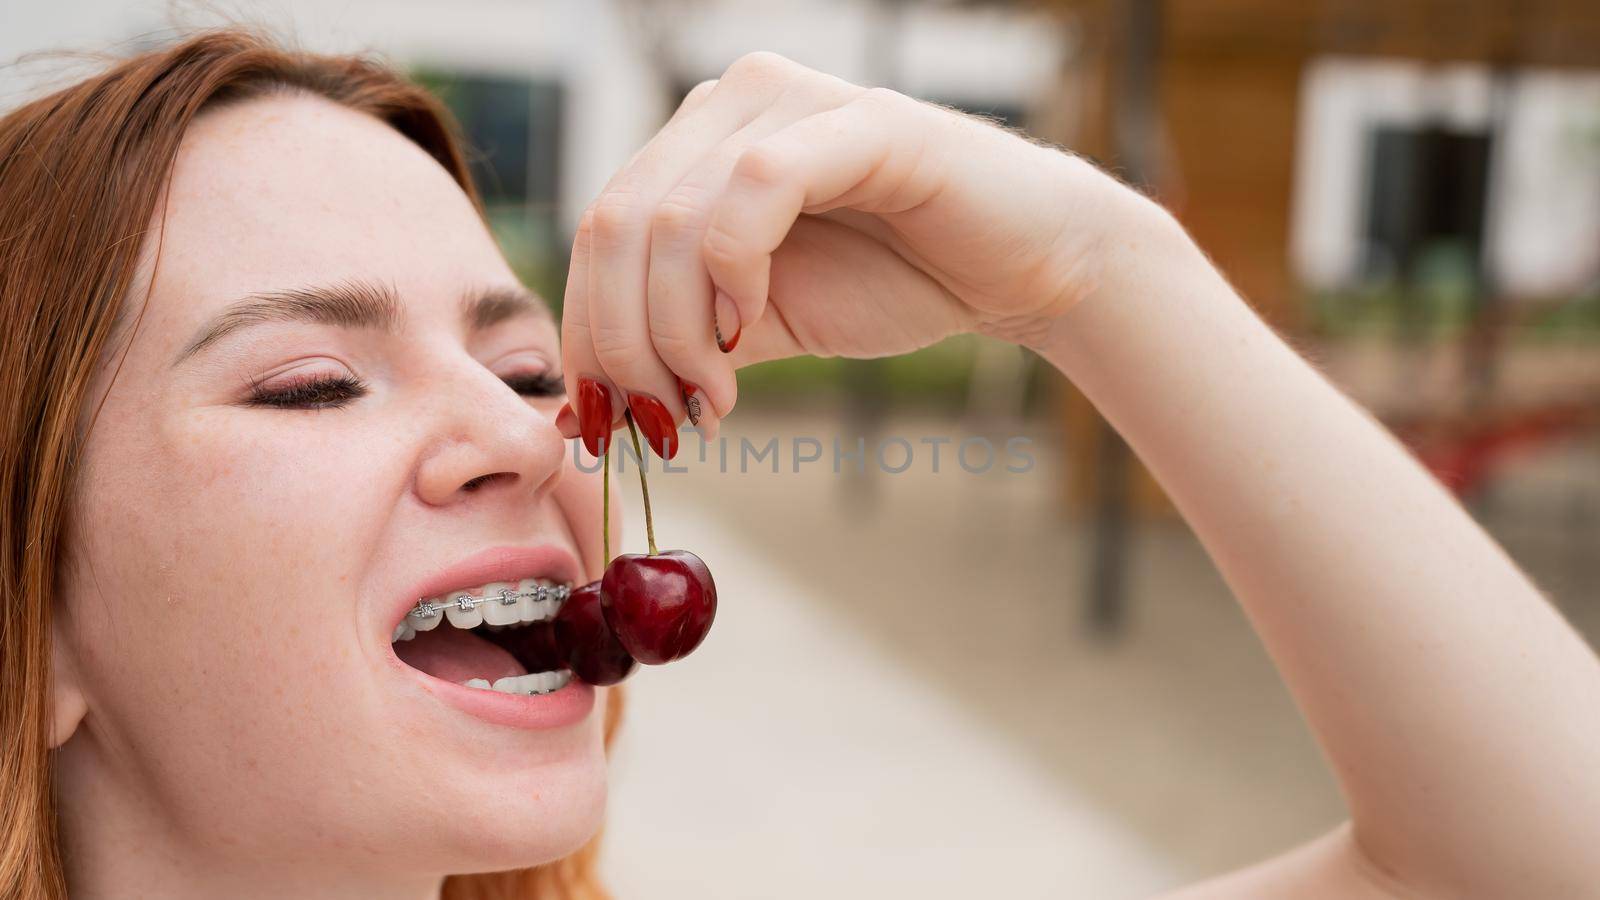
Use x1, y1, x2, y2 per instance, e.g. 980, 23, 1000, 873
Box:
1039, 180, 1600, 895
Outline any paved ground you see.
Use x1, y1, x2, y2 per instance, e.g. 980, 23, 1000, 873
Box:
601, 409, 1600, 897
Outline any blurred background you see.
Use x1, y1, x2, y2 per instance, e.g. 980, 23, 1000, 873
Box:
4, 1, 1598, 896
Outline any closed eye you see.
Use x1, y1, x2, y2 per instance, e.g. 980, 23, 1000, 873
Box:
245, 370, 564, 410
245, 373, 367, 409
502, 371, 564, 398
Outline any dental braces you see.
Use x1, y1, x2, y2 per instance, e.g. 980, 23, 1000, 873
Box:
408, 583, 571, 620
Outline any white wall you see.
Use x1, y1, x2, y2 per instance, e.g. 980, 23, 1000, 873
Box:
1487, 71, 1600, 296
1290, 56, 1600, 299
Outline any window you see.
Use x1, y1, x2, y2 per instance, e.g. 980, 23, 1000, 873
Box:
412, 67, 567, 311
1363, 124, 1491, 286
414, 70, 563, 211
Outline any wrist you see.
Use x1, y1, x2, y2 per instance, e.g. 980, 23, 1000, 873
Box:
1025, 164, 1224, 371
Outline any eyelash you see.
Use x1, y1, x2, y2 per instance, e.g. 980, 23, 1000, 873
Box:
244, 371, 565, 410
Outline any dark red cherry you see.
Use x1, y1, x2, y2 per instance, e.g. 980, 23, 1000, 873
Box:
600, 550, 716, 665
552, 581, 636, 686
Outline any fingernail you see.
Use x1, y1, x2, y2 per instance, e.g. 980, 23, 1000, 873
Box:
625, 392, 678, 460
555, 401, 580, 440
576, 378, 612, 457
713, 289, 741, 353
677, 377, 706, 427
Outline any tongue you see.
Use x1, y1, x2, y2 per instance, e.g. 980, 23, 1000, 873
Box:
394, 627, 527, 684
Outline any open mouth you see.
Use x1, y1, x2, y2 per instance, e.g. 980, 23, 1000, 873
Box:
391, 578, 572, 695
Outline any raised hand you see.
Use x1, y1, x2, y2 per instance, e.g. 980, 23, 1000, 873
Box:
558, 51, 1118, 453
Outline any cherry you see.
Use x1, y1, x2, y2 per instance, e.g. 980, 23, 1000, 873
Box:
601, 550, 717, 665
576, 408, 719, 673
551, 581, 636, 686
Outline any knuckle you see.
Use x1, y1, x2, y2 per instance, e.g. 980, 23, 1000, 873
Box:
731, 144, 786, 188
856, 86, 908, 116
701, 219, 746, 272
571, 207, 598, 248
650, 192, 708, 241
646, 316, 698, 363
859, 85, 904, 106
575, 206, 597, 235
560, 308, 592, 345
724, 50, 795, 86
587, 320, 640, 370
588, 190, 642, 247
683, 79, 717, 106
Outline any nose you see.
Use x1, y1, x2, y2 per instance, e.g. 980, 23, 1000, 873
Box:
413, 359, 566, 508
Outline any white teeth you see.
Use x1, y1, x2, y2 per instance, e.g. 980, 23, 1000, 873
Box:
462, 678, 491, 689
400, 578, 570, 641
515, 578, 540, 622
443, 592, 483, 629
480, 582, 521, 626
532, 596, 556, 621
514, 577, 562, 623
482, 670, 572, 695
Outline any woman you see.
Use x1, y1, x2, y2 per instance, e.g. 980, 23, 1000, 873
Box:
1, 25, 1594, 900
2, 29, 614, 900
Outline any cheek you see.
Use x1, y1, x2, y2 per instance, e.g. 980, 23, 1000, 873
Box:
64, 408, 404, 827
135, 406, 393, 666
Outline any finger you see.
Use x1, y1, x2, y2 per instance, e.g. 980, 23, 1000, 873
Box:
555, 401, 579, 440
559, 208, 620, 458
701, 88, 941, 344
642, 143, 760, 435
582, 64, 847, 459
640, 82, 872, 430
668, 78, 718, 126
647, 238, 728, 438
579, 78, 781, 461
722, 214, 968, 367
605, 79, 718, 190
679, 375, 721, 445
581, 54, 865, 459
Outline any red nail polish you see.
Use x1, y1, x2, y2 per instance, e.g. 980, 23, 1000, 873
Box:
677, 377, 704, 427
626, 392, 678, 460
577, 378, 612, 457
714, 289, 741, 353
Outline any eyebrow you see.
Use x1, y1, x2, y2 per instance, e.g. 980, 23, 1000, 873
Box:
171, 278, 549, 367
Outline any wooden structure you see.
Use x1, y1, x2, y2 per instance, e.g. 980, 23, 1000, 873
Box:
1018, 0, 1600, 628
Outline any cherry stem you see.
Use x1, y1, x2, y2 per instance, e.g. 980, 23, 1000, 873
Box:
623, 410, 658, 556
601, 435, 611, 564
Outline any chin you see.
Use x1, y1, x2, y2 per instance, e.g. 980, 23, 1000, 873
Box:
438, 751, 611, 873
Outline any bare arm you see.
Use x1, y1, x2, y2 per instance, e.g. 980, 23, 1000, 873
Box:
1038, 179, 1600, 898
552, 52, 1599, 894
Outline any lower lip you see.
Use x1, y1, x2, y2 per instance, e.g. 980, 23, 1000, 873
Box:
394, 659, 596, 730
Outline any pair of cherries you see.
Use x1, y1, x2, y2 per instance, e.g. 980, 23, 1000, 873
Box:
553, 411, 716, 685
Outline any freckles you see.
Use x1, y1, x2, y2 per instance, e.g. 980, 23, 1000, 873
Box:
188, 452, 241, 491
154, 416, 252, 493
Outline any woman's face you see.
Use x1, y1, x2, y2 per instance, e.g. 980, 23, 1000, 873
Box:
54, 93, 609, 885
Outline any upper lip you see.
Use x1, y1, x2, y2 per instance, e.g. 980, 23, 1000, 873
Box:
390, 544, 583, 630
